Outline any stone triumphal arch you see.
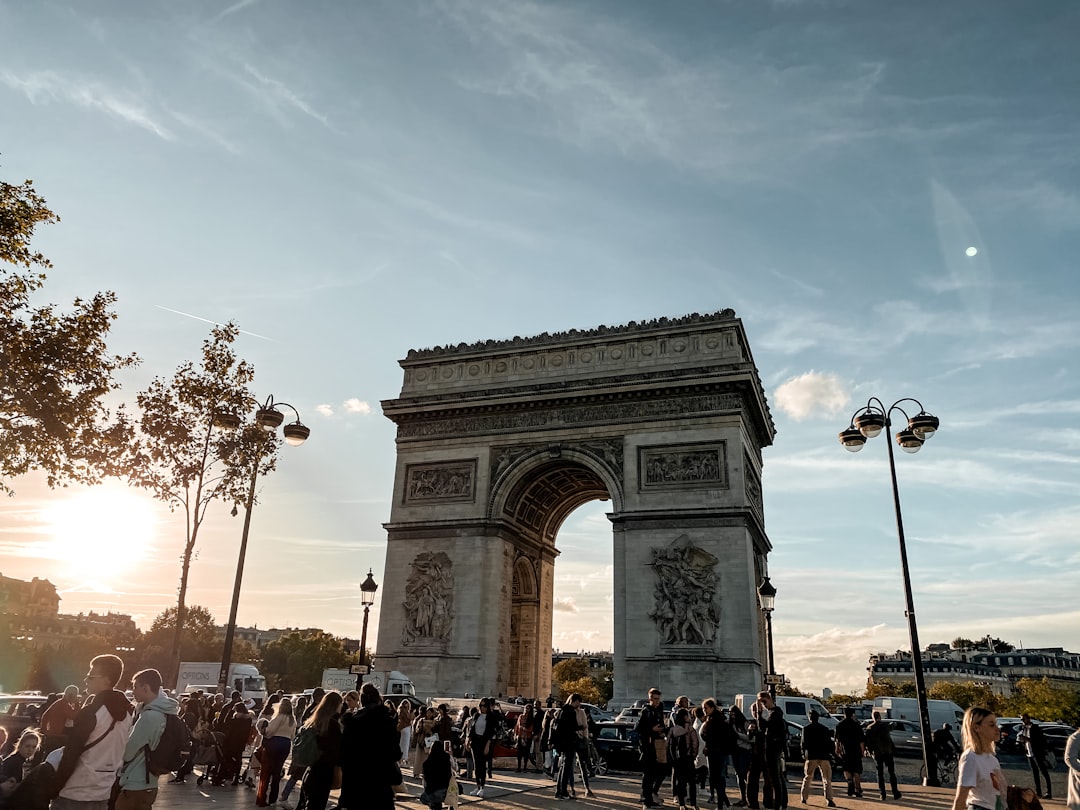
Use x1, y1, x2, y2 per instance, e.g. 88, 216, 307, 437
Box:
375, 310, 776, 705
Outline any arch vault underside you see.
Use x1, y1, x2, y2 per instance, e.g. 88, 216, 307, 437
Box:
376, 310, 777, 704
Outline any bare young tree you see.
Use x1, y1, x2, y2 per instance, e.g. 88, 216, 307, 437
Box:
127, 323, 278, 684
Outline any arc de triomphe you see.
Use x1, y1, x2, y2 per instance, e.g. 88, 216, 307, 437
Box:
375, 310, 776, 705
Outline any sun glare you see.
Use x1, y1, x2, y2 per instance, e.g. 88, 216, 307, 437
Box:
41, 488, 159, 580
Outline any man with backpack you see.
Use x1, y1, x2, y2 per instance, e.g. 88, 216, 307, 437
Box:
116, 669, 183, 810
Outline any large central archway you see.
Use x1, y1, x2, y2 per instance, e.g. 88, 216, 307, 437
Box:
376, 310, 775, 705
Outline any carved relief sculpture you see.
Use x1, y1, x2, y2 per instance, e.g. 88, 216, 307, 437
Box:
639, 442, 727, 490
404, 460, 476, 502
648, 535, 720, 645
402, 551, 455, 645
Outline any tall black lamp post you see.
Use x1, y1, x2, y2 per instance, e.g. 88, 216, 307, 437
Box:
839, 396, 940, 785
355, 569, 379, 691
217, 396, 310, 698
757, 576, 777, 697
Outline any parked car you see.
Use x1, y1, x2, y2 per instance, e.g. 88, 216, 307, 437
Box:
1000, 720, 1074, 757
0, 694, 47, 751
582, 703, 615, 724
593, 721, 641, 773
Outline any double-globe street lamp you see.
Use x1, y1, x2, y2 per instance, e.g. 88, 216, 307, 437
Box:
355, 569, 379, 691
216, 395, 310, 697
839, 397, 940, 785
757, 576, 778, 697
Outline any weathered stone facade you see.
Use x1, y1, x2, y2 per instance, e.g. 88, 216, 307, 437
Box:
377, 310, 775, 704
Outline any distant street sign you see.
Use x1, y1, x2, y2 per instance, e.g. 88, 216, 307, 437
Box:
765, 674, 786, 685
350, 664, 365, 674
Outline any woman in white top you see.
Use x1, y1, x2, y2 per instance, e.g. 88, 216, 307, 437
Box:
952, 706, 1005, 810
257, 697, 297, 807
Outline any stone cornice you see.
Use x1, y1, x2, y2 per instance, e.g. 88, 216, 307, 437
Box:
404, 309, 737, 360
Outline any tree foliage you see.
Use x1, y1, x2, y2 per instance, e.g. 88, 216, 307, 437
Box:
127, 323, 277, 683
927, 681, 1004, 713
1006, 678, 1080, 725
261, 632, 349, 692
560, 676, 602, 705
552, 658, 590, 686
136, 605, 221, 672
0, 177, 137, 494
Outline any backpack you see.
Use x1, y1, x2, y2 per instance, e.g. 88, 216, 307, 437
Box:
291, 725, 319, 768
146, 713, 193, 776
669, 730, 690, 763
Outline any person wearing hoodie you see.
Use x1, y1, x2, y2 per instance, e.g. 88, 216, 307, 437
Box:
50, 654, 134, 810
116, 669, 179, 810
338, 684, 400, 810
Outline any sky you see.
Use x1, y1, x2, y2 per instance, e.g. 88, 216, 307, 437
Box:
1, 0, 1078, 696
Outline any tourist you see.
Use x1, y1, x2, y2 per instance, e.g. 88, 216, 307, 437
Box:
1, 731, 40, 783
834, 705, 866, 798
514, 704, 535, 773
50, 654, 135, 810
298, 691, 342, 810
1018, 713, 1053, 800
701, 699, 734, 807
412, 707, 437, 778
757, 692, 788, 810
396, 700, 415, 767
951, 707, 1006, 810
255, 697, 295, 807
552, 694, 582, 801
864, 710, 902, 801
339, 683, 400, 810
728, 704, 753, 807
115, 669, 178, 810
1063, 724, 1078, 810
669, 706, 700, 810
636, 687, 669, 809
38, 687, 80, 755
467, 699, 497, 798
420, 740, 452, 810
799, 710, 836, 807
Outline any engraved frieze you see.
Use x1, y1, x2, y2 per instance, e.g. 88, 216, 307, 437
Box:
402, 551, 455, 645
639, 442, 727, 491
648, 535, 721, 645
404, 460, 477, 503
398, 393, 742, 440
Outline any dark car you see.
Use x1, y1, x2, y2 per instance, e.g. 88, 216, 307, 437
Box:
593, 721, 641, 773
0, 695, 47, 753
999, 721, 1073, 757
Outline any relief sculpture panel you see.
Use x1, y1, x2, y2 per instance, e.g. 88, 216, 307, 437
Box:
648, 535, 721, 645
404, 460, 476, 503
639, 442, 727, 491
402, 551, 455, 645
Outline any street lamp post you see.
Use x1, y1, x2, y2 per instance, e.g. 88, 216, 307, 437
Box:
839, 397, 940, 786
217, 396, 310, 698
355, 569, 378, 691
757, 576, 777, 697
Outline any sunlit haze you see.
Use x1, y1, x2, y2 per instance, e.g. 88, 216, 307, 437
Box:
1, 0, 1078, 695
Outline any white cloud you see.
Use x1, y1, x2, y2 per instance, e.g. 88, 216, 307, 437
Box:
773, 371, 850, 421
315, 404, 334, 417
343, 398, 371, 415
553, 596, 579, 613
0, 69, 173, 140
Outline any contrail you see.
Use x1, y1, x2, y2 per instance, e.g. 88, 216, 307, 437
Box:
154, 305, 275, 341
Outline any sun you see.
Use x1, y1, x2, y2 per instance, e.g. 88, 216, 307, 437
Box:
40, 486, 160, 581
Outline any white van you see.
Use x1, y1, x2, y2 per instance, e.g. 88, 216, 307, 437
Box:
872, 697, 964, 731
734, 694, 838, 729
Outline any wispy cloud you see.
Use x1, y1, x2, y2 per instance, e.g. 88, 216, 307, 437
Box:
554, 596, 579, 613
239, 62, 335, 131
167, 108, 241, 154
211, 0, 265, 24
0, 69, 173, 140
315, 404, 334, 417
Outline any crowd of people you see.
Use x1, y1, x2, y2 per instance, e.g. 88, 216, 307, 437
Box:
5, 664, 1080, 810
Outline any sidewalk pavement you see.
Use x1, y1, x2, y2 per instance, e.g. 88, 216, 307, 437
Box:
147, 766, 1071, 810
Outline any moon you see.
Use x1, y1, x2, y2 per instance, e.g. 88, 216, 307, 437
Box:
965, 246, 978, 257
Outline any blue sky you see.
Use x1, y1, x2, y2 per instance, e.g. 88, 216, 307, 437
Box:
1, 0, 1078, 695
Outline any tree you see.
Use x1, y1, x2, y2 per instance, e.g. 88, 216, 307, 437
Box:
560, 676, 602, 705
951, 637, 976, 650
127, 323, 276, 684
1006, 678, 1080, 726
138, 605, 221, 673
865, 679, 918, 699
1, 177, 137, 494
261, 633, 350, 692
927, 681, 1004, 714
552, 658, 590, 688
